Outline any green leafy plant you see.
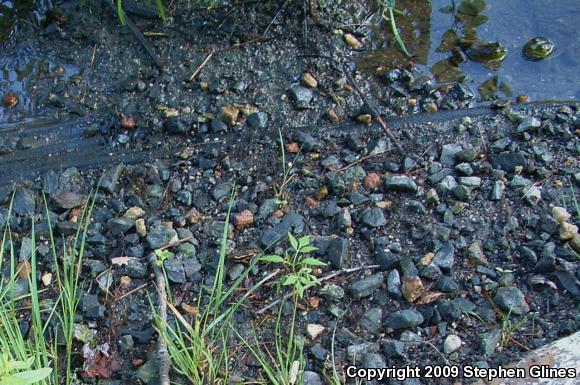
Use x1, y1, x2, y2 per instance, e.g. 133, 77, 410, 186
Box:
377, 0, 411, 57
154, 248, 174, 302
0, 353, 52, 385
273, 129, 302, 206
500, 310, 528, 348
260, 233, 325, 299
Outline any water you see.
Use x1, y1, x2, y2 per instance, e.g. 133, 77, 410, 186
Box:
358, 0, 580, 101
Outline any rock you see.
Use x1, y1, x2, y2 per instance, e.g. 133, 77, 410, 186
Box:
343, 33, 361, 48
107, 217, 135, 235
559, 222, 578, 241
552, 206, 571, 223
247, 112, 268, 129
432, 242, 455, 272
257, 198, 279, 219
386, 309, 424, 330
82, 294, 105, 319
453, 185, 471, 201
210, 119, 228, 133
438, 176, 458, 194
490, 152, 526, 172
220, 105, 239, 126
135, 218, 146, 237
301, 73, 318, 88
479, 329, 501, 356
383, 176, 418, 192
516, 116, 541, 133
552, 271, 580, 299
361, 352, 386, 369
120, 335, 134, 353
510, 175, 532, 187
295, 131, 320, 152
518, 246, 538, 264
126, 258, 148, 278
302, 371, 322, 385
459, 176, 481, 188
260, 213, 304, 247
494, 287, 530, 315
41, 272, 52, 286
53, 191, 85, 209
165, 116, 188, 133
100, 164, 124, 193
289, 86, 313, 109
306, 324, 325, 339
176, 190, 192, 206
440, 144, 463, 166
164, 259, 186, 284
350, 272, 384, 298
364, 173, 382, 190
402, 276, 424, 303
387, 270, 403, 298
346, 342, 379, 360
327, 237, 348, 269
136, 360, 158, 384
468, 241, 488, 265
125, 206, 145, 219
376, 249, 401, 270
146, 225, 178, 249
443, 334, 462, 354
455, 163, 474, 175
360, 207, 386, 228
361, 307, 383, 334
490, 180, 505, 200
12, 188, 36, 216
523, 186, 541, 206
234, 210, 254, 229
56, 221, 79, 236
72, 324, 93, 344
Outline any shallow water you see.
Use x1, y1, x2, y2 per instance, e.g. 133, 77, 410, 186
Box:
359, 0, 580, 101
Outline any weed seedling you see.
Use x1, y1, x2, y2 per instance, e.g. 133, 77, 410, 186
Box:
0, 352, 52, 385
377, 0, 411, 57
260, 232, 325, 299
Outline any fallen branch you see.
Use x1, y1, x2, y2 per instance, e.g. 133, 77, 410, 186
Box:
148, 253, 170, 385
256, 264, 381, 315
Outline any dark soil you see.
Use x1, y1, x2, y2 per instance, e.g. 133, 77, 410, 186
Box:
1, 1, 579, 385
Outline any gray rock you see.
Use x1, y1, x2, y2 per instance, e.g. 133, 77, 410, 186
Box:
523, 186, 541, 206
438, 176, 458, 194
428, 168, 453, 184
302, 371, 323, 385
137, 360, 158, 384
12, 188, 36, 216
100, 164, 124, 193
479, 329, 501, 356
210, 119, 228, 133
257, 198, 278, 219
147, 225, 178, 249
247, 112, 269, 129
455, 163, 474, 176
82, 294, 105, 319
491, 152, 526, 172
494, 286, 530, 315
382, 339, 407, 358
516, 117, 541, 133
432, 242, 455, 272
443, 334, 462, 354
510, 175, 532, 187
387, 269, 402, 298
53, 191, 85, 209
453, 185, 471, 201
383, 176, 418, 192
165, 116, 188, 133
107, 217, 135, 235
490, 180, 505, 200
376, 249, 401, 270
327, 237, 348, 269
288, 86, 313, 109
295, 131, 319, 152
361, 352, 387, 369
440, 144, 463, 166
360, 207, 386, 228
346, 342, 380, 360
260, 213, 304, 247
350, 272, 384, 298
386, 309, 424, 330
361, 307, 383, 334
164, 259, 186, 284
126, 258, 148, 278
459, 176, 481, 188
120, 335, 134, 352
176, 190, 192, 205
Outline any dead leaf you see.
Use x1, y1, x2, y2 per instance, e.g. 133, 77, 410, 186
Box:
415, 291, 446, 305
110, 256, 137, 266
402, 276, 424, 303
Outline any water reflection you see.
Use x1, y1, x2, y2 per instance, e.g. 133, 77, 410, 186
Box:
360, 0, 579, 100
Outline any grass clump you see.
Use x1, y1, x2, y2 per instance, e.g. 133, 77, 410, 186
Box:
152, 187, 266, 384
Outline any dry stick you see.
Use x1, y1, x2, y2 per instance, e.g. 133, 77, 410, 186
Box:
189, 51, 214, 81
342, 63, 404, 154
337, 149, 389, 173
157, 235, 194, 251
148, 253, 170, 385
256, 264, 380, 315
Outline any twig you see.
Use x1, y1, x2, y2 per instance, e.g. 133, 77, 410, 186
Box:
338, 149, 390, 173
148, 253, 170, 385
342, 62, 404, 154
113, 280, 152, 302
189, 51, 214, 81
256, 264, 381, 314
157, 235, 194, 251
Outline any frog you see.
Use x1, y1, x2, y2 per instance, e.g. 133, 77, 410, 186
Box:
459, 30, 508, 70
523, 37, 554, 60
